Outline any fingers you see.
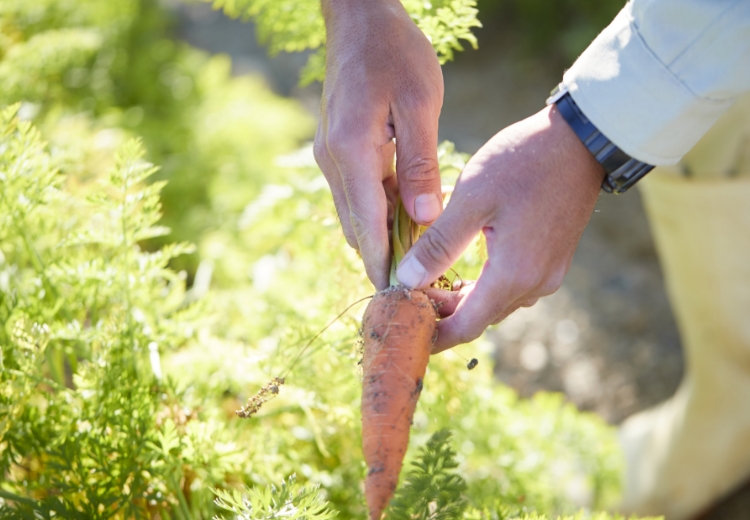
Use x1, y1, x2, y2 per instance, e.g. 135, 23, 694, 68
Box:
338, 147, 392, 290
392, 95, 443, 226
423, 281, 473, 318
396, 195, 483, 289
430, 258, 550, 352
315, 92, 396, 290
430, 260, 515, 352
328, 116, 394, 290
424, 280, 539, 353
314, 123, 357, 249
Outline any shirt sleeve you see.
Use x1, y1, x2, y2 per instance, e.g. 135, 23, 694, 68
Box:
562, 0, 750, 165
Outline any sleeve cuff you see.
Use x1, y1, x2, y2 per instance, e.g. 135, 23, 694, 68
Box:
562, 3, 733, 165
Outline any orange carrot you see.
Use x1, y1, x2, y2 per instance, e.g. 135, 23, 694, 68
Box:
361, 285, 437, 520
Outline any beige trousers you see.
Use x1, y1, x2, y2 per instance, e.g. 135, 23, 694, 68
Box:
619, 93, 750, 518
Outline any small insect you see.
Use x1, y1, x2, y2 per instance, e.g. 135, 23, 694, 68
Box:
466, 358, 478, 370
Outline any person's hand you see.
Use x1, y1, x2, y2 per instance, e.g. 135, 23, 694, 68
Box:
397, 105, 605, 352
314, 0, 444, 290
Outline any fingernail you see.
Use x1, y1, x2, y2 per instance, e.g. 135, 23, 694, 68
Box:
414, 193, 442, 223
397, 255, 427, 288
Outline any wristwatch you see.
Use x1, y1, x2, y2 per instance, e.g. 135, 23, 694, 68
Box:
546, 84, 654, 194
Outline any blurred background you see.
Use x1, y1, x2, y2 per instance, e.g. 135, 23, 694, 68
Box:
175, 1, 750, 515
2, 0, 748, 516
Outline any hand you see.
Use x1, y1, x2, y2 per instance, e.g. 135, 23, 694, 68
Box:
397, 105, 605, 352
314, 0, 444, 290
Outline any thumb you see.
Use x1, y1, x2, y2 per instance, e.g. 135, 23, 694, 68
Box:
393, 106, 443, 226
396, 203, 481, 289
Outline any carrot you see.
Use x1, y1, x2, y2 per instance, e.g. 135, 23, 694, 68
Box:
360, 198, 439, 519
361, 286, 437, 519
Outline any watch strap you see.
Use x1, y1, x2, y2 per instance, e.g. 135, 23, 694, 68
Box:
547, 84, 654, 194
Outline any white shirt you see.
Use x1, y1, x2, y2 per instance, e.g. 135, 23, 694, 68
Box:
562, 0, 750, 165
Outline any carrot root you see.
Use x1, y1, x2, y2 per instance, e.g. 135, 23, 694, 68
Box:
361, 286, 437, 519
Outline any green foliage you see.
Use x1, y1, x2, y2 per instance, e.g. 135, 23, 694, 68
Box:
476, 515, 660, 520
388, 430, 469, 520
0, 0, 653, 519
389, 432, 661, 520
0, 0, 316, 274
213, 474, 337, 520
205, 0, 481, 84
0, 98, 635, 520
404, 0, 482, 63
0, 105, 212, 518
0, 29, 101, 105
208, 0, 324, 54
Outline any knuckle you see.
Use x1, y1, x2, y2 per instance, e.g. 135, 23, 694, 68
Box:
509, 267, 544, 294
348, 205, 382, 246
326, 124, 368, 159
330, 199, 358, 250
343, 231, 358, 250
453, 322, 482, 345
313, 138, 328, 167
325, 133, 349, 159
348, 206, 369, 236
402, 79, 443, 112
538, 268, 565, 296
417, 227, 454, 269
398, 154, 439, 185
349, 199, 372, 228
411, 92, 440, 113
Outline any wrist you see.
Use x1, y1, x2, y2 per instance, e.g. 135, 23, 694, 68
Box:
547, 84, 655, 194
322, 0, 402, 25
545, 105, 607, 195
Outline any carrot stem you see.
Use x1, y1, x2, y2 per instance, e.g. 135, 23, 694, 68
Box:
389, 198, 424, 287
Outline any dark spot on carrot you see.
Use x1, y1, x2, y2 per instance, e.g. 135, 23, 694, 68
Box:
412, 377, 423, 397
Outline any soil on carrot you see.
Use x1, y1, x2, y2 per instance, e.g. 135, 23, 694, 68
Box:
361, 287, 437, 520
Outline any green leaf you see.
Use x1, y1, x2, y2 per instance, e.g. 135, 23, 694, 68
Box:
213, 474, 338, 520
388, 429, 469, 520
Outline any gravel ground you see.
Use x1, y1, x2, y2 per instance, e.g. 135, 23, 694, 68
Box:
175, 6, 750, 517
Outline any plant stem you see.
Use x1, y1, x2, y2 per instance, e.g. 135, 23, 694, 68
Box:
389, 197, 422, 287
0, 487, 39, 506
